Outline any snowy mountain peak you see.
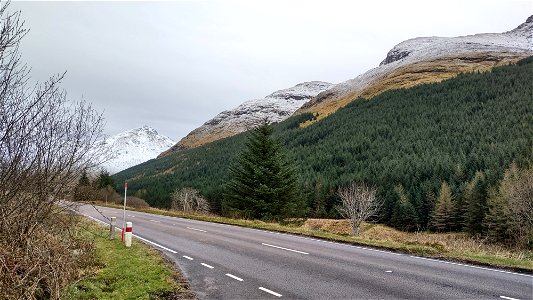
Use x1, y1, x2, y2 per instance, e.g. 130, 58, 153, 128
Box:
266, 81, 334, 100
380, 15, 533, 67
93, 126, 175, 174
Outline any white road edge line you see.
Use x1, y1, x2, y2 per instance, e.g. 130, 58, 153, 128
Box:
500, 296, 520, 300
186, 226, 207, 233
408, 255, 533, 278
133, 234, 177, 254
201, 263, 214, 269
81, 214, 178, 254
183, 256, 194, 260
259, 287, 282, 297
225, 273, 244, 281
261, 243, 309, 255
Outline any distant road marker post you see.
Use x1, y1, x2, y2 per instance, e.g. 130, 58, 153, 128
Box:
122, 181, 128, 241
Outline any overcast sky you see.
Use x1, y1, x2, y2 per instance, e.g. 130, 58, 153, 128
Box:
10, 0, 532, 141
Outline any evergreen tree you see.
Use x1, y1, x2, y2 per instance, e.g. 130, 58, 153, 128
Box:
222, 121, 303, 221
96, 170, 114, 189
464, 172, 487, 235
483, 189, 513, 244
78, 171, 90, 186
391, 185, 419, 231
431, 181, 455, 232
73, 171, 93, 201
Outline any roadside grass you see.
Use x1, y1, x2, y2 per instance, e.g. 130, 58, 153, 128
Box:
87, 201, 533, 273
64, 218, 195, 300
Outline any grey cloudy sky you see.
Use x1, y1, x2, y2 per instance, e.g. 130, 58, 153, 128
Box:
10, 0, 532, 141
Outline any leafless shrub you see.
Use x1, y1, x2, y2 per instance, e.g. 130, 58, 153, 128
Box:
125, 196, 150, 209
171, 187, 210, 214
0, 2, 104, 298
336, 182, 383, 235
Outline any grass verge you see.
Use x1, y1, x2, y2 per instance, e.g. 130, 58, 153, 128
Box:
87, 201, 533, 273
64, 217, 195, 299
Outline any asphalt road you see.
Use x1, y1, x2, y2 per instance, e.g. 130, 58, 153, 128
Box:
76, 204, 533, 300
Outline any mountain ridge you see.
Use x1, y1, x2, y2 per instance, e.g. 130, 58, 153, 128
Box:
159, 81, 334, 157
295, 15, 533, 122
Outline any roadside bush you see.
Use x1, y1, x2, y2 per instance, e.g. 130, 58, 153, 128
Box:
0, 2, 104, 298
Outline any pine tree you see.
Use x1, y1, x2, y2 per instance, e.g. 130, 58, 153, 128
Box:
222, 121, 303, 221
391, 185, 419, 231
483, 190, 513, 243
96, 170, 114, 189
431, 181, 455, 232
73, 171, 93, 201
464, 172, 487, 235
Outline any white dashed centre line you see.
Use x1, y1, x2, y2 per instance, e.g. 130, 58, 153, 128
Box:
186, 226, 207, 233
259, 287, 282, 297
385, 270, 393, 273
261, 243, 309, 255
150, 219, 160, 223
183, 256, 194, 260
225, 273, 244, 281
201, 263, 214, 269
500, 296, 520, 300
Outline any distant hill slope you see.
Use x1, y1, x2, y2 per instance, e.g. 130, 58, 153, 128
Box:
114, 57, 533, 230
92, 126, 174, 174
295, 15, 533, 122
159, 81, 334, 157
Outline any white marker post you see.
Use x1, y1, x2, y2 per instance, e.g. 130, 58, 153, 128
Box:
122, 181, 128, 241
125, 222, 132, 247
109, 217, 116, 240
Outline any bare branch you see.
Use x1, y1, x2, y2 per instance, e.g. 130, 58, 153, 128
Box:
336, 182, 382, 235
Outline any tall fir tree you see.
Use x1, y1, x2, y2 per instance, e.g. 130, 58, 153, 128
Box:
223, 121, 303, 221
391, 185, 419, 231
431, 181, 455, 232
464, 172, 487, 235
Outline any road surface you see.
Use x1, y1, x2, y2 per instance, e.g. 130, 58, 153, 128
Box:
76, 204, 532, 300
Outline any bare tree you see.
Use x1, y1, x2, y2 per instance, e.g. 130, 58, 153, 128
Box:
336, 182, 382, 235
0, 2, 105, 298
171, 187, 210, 214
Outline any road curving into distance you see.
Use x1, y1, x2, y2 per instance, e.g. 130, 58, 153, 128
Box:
76, 204, 533, 300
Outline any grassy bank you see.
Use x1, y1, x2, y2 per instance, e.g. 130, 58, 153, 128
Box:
87, 201, 533, 273
64, 218, 195, 299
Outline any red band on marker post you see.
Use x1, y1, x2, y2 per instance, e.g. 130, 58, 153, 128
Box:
124, 222, 133, 247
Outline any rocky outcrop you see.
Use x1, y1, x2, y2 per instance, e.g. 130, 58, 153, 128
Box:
159, 81, 334, 157
296, 15, 533, 123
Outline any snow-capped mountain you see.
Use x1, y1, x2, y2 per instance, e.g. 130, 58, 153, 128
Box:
93, 126, 175, 174
297, 15, 533, 118
159, 81, 334, 157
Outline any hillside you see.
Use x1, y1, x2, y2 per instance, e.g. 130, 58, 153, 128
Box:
295, 15, 533, 122
114, 57, 533, 229
159, 81, 334, 157
92, 126, 174, 174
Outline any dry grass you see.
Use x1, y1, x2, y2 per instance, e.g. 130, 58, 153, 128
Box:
303, 219, 531, 263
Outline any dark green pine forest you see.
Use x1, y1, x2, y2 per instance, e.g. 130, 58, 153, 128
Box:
114, 57, 533, 231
